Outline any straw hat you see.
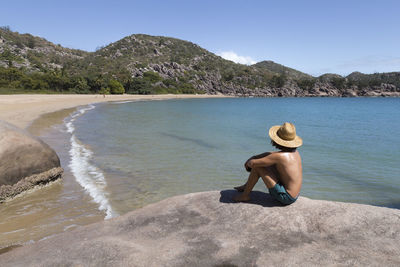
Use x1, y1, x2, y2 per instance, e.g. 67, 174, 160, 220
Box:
269, 122, 303, 148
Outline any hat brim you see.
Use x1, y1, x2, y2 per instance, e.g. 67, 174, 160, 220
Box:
269, 125, 303, 148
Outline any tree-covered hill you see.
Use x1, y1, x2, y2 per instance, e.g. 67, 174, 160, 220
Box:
66, 34, 287, 94
1, 27, 399, 96
253, 60, 312, 80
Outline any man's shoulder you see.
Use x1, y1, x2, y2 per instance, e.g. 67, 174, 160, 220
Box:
275, 151, 301, 160
266, 151, 280, 157
268, 151, 284, 160
265, 151, 301, 161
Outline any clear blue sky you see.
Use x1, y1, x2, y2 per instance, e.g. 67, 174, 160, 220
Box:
1, 0, 399, 76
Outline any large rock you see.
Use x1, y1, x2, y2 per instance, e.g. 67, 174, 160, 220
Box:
0, 190, 399, 266
0, 120, 62, 200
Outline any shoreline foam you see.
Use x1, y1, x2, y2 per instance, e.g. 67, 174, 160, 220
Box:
65, 104, 117, 219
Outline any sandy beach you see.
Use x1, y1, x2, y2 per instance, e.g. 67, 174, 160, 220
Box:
0, 94, 228, 129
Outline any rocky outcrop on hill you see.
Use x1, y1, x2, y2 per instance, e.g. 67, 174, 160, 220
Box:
1, 190, 399, 266
0, 120, 62, 201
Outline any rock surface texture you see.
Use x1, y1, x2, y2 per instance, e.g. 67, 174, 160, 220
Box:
0, 190, 399, 266
0, 120, 62, 199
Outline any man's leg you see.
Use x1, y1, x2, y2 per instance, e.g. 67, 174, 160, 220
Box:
259, 166, 280, 189
234, 166, 279, 202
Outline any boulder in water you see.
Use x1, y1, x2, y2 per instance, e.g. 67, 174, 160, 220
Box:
0, 120, 63, 201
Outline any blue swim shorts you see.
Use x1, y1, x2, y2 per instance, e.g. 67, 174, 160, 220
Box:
268, 183, 298, 205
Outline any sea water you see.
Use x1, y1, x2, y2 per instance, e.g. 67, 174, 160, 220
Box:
69, 97, 400, 215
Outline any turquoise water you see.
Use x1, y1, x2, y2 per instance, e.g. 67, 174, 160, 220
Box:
71, 98, 400, 215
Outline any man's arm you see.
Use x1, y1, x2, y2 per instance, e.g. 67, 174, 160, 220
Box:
244, 152, 272, 172
247, 153, 278, 169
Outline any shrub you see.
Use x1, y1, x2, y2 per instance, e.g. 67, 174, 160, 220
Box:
72, 77, 90, 93
143, 71, 162, 83
125, 78, 149, 94
99, 87, 110, 95
223, 72, 234, 81
330, 77, 346, 89
163, 78, 178, 88
20, 76, 34, 89
269, 74, 286, 88
108, 79, 125, 94
32, 79, 49, 90
297, 78, 316, 90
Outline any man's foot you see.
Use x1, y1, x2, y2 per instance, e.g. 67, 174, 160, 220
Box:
234, 184, 246, 192
233, 193, 251, 202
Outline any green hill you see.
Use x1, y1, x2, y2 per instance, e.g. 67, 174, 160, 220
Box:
66, 34, 285, 94
1, 27, 399, 96
253, 60, 311, 80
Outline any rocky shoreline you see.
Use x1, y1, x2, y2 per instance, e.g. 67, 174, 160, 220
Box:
214, 86, 400, 97
200, 79, 400, 97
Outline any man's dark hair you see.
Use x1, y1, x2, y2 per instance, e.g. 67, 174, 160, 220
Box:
270, 140, 297, 152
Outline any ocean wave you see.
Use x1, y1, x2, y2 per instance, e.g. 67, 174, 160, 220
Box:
65, 104, 117, 219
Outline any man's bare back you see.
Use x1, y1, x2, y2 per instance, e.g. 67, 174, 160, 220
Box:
233, 122, 303, 204
269, 150, 302, 197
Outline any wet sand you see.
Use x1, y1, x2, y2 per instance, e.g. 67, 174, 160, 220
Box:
0, 93, 229, 249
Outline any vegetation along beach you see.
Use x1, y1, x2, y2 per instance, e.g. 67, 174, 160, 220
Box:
1, 1, 400, 266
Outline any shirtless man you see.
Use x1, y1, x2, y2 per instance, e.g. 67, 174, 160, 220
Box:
234, 122, 303, 205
